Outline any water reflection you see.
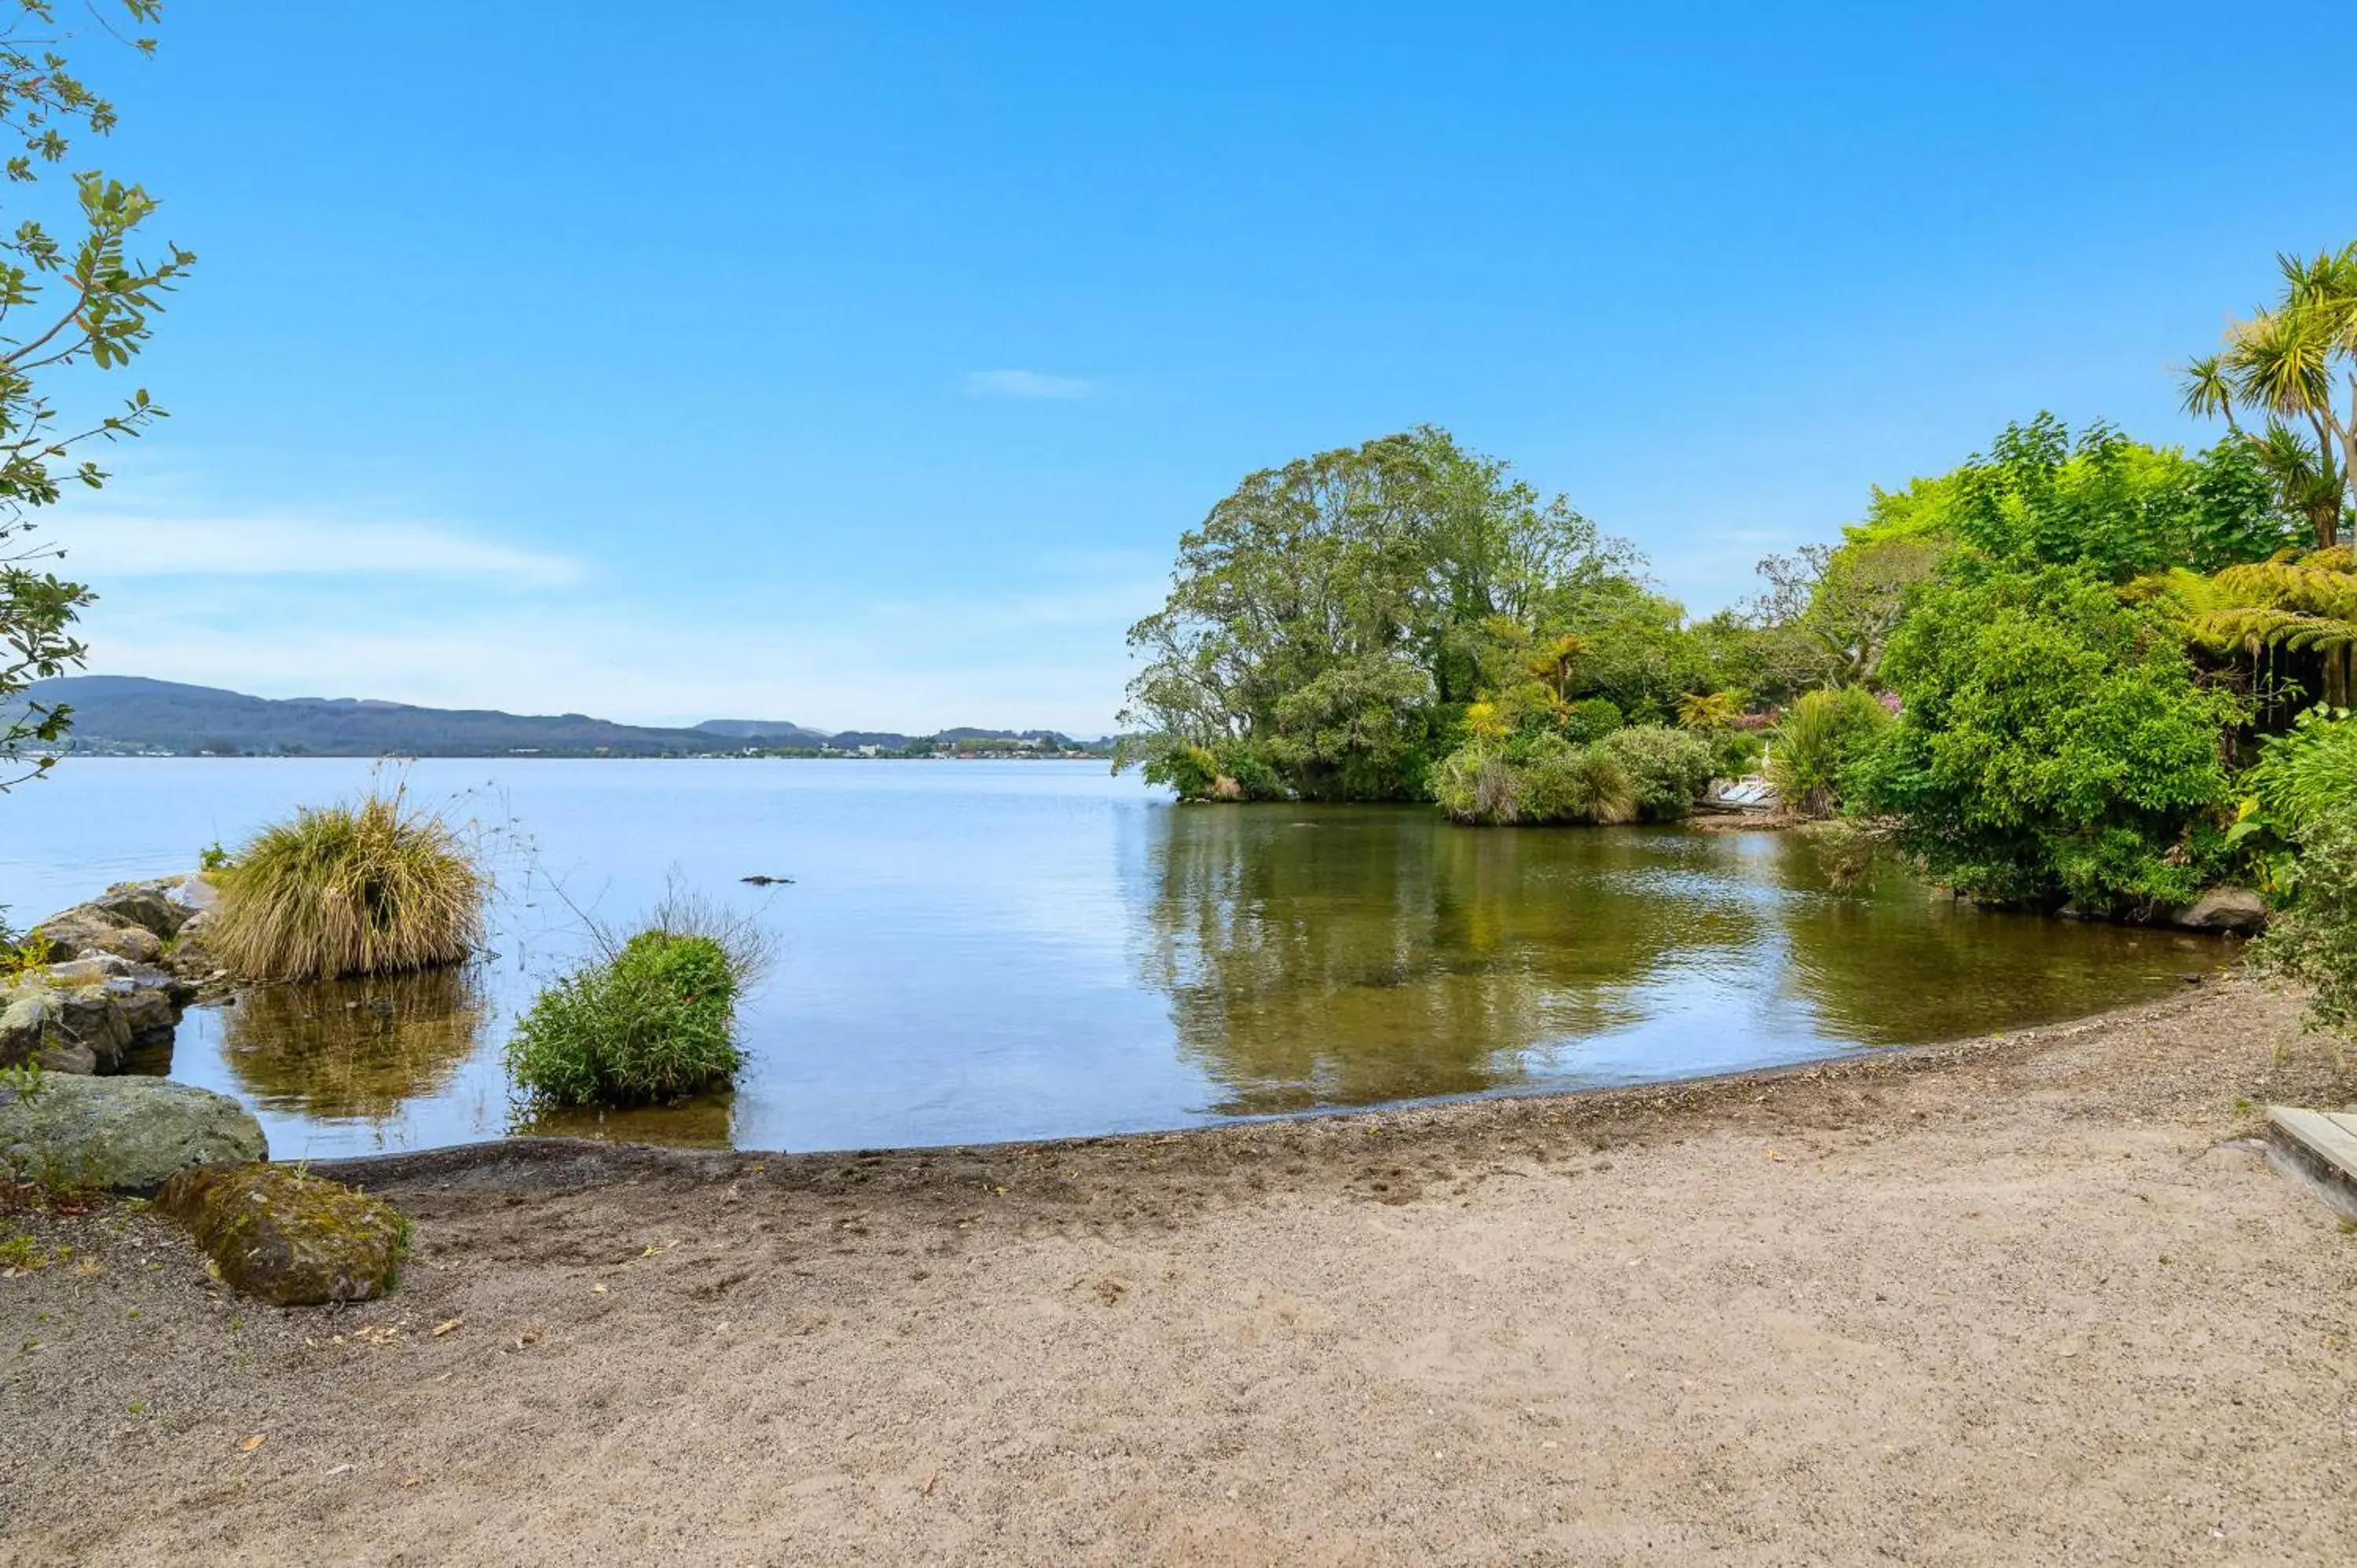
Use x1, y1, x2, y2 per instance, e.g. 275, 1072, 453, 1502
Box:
38, 760, 2234, 1156
511, 1095, 735, 1149
219, 966, 486, 1123
1139, 808, 2228, 1116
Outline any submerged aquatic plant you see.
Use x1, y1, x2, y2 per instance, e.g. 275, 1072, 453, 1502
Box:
208, 786, 485, 981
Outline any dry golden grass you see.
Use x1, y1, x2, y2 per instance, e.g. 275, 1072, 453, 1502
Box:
208, 787, 483, 981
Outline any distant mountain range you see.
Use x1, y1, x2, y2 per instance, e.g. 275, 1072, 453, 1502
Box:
13, 676, 1109, 758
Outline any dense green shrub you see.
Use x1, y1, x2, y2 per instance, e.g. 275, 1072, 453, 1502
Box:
1142, 742, 1222, 800
1133, 736, 1292, 801
1522, 740, 1637, 825
1434, 735, 1636, 826
506, 929, 747, 1107
1850, 562, 2245, 910
2247, 710, 2357, 846
2254, 819, 2357, 1053
211, 788, 483, 980
1767, 688, 1892, 815
1598, 724, 1715, 820
1560, 697, 1624, 743
1710, 727, 1765, 779
1431, 747, 1517, 824
1879, 414, 2300, 581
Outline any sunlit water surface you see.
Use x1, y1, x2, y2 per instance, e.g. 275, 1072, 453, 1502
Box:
1, 759, 2232, 1156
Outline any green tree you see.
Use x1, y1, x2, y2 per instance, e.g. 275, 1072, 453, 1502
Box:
1943, 416, 2297, 581
1852, 560, 2245, 911
1749, 536, 1942, 691
2181, 244, 2357, 550
1120, 428, 1645, 800
0, 1, 192, 789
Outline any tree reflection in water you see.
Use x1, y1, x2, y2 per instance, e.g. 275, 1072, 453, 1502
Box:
1138, 807, 2228, 1116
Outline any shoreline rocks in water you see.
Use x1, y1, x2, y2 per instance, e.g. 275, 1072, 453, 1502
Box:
2, 874, 226, 1075
0, 1072, 266, 1192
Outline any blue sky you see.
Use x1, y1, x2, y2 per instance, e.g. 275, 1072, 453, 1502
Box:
40, 1, 2354, 733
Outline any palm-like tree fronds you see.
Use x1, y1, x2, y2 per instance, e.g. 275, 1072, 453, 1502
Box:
2179, 354, 2240, 427
1675, 691, 1739, 730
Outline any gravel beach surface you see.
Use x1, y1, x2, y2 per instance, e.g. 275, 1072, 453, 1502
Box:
5, 975, 2355, 1565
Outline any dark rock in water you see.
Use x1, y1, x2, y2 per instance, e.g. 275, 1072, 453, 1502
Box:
2168, 887, 2267, 935
158, 1163, 410, 1306
740, 874, 794, 886
0, 1074, 266, 1192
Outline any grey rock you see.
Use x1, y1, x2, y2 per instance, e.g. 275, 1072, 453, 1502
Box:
0, 1073, 266, 1193
52, 986, 134, 1072
0, 984, 126, 1075
1, 987, 66, 1071
9, 875, 209, 1069
33, 911, 162, 965
0, 969, 174, 1075
2171, 887, 2267, 934
91, 883, 194, 940
115, 987, 178, 1047
165, 874, 222, 916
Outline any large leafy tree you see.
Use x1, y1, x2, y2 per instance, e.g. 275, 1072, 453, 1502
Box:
1852, 560, 2245, 911
2181, 243, 2357, 550
1938, 415, 2297, 581
1120, 428, 1652, 800
0, 0, 192, 789
1734, 417, 2285, 705
1747, 537, 1941, 691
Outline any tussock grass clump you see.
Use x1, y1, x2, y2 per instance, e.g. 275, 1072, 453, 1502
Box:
1768, 687, 1893, 817
210, 788, 484, 981
1434, 735, 1638, 826
506, 898, 766, 1108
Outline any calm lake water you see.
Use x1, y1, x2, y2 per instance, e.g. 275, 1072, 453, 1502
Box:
1, 759, 2232, 1157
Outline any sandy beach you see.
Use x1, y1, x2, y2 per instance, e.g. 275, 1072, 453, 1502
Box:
5, 973, 2355, 1566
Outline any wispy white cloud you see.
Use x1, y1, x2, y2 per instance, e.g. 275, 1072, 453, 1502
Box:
59, 514, 585, 587
960, 368, 1098, 401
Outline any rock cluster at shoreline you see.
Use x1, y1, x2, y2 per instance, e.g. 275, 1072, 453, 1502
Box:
2, 873, 410, 1305
2, 874, 225, 1075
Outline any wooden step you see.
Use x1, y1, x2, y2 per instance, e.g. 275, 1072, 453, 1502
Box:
2266, 1105, 2357, 1200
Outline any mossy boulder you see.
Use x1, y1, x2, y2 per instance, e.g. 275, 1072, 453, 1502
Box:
157, 1163, 411, 1306
0, 1073, 266, 1191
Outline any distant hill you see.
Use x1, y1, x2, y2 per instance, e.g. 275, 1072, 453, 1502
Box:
691, 718, 834, 746
14, 676, 1110, 758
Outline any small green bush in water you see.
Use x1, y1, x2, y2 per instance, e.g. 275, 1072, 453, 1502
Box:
1599, 724, 1715, 821
1768, 687, 1891, 816
507, 930, 746, 1107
